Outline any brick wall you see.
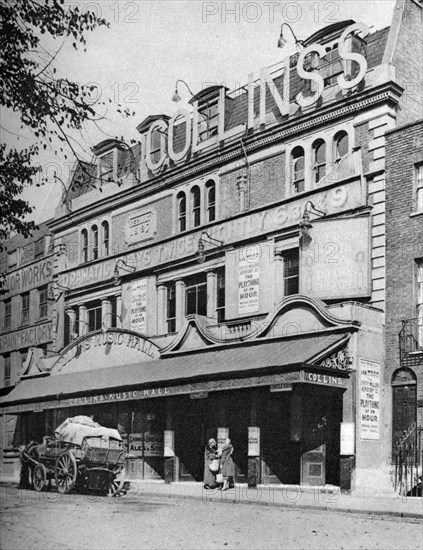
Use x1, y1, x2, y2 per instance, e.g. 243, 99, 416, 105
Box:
385, 120, 423, 385
391, 0, 423, 125
220, 153, 285, 219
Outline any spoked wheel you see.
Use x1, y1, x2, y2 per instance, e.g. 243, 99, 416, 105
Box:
33, 464, 47, 492
55, 451, 77, 494
107, 466, 127, 497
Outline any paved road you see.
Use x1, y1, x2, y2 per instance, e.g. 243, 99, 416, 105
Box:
1, 487, 422, 550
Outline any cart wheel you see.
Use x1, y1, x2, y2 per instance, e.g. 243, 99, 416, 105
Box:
108, 466, 127, 497
33, 464, 47, 492
55, 451, 77, 494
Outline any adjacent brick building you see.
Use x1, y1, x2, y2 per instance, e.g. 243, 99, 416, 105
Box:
385, 119, 423, 455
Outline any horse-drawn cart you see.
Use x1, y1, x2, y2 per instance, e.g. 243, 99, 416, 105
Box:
21, 416, 129, 496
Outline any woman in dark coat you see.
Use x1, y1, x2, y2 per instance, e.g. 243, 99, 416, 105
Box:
203, 438, 218, 489
220, 438, 235, 490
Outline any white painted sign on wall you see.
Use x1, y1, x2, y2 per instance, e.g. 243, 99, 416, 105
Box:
359, 359, 381, 440
131, 279, 147, 333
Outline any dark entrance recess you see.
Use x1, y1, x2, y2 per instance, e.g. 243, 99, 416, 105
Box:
392, 368, 417, 456
259, 389, 300, 485
173, 390, 250, 482
300, 386, 343, 486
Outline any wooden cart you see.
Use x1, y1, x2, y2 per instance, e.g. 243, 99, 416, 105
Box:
21, 422, 129, 496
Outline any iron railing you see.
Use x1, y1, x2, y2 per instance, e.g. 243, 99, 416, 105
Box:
399, 318, 423, 361
394, 424, 422, 497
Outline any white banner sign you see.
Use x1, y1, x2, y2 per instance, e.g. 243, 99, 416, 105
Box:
238, 248, 260, 315
131, 279, 147, 333
359, 359, 380, 440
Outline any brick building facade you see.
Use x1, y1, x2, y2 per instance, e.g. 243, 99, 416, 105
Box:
1, 0, 422, 494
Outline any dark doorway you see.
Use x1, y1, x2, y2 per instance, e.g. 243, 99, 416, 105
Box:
259, 390, 300, 485
392, 368, 417, 456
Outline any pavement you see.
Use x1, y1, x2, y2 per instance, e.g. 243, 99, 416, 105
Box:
123, 479, 423, 519
1, 479, 422, 520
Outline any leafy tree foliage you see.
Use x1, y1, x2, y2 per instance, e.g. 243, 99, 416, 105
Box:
0, 0, 111, 249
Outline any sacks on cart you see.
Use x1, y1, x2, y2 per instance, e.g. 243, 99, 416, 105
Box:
55, 416, 122, 447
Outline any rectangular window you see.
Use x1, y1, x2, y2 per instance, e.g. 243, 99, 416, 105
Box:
21, 293, 30, 325
4, 354, 11, 387
8, 250, 18, 270
417, 259, 423, 349
38, 285, 48, 319
166, 283, 176, 333
283, 249, 299, 296
4, 299, 11, 330
198, 102, 219, 142
216, 269, 225, 323
185, 274, 207, 316
320, 44, 343, 87
415, 163, 423, 212
151, 130, 165, 164
87, 300, 102, 332
34, 237, 45, 259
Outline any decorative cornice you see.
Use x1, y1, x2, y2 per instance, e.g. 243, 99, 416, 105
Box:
162, 295, 360, 352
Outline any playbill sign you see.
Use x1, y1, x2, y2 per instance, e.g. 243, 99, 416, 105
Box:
359, 359, 381, 440
131, 279, 147, 333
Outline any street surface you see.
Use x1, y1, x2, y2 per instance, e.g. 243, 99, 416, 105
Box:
0, 486, 422, 550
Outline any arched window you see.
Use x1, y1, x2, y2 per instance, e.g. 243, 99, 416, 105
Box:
177, 191, 186, 232
206, 181, 216, 222
291, 147, 305, 194
81, 229, 88, 263
191, 186, 201, 228
313, 139, 326, 184
334, 131, 349, 161
102, 221, 109, 256
91, 225, 98, 260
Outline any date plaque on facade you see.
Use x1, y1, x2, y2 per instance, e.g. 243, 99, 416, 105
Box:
126, 210, 157, 244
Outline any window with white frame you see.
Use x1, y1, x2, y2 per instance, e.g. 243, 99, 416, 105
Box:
101, 221, 109, 257
91, 225, 99, 260
334, 131, 349, 161
4, 299, 11, 330
291, 147, 305, 194
216, 268, 225, 323
38, 285, 48, 319
320, 43, 343, 87
417, 259, 423, 349
415, 163, 423, 213
313, 139, 326, 184
185, 273, 207, 316
283, 249, 299, 296
166, 282, 176, 333
21, 292, 29, 325
4, 354, 11, 387
81, 229, 88, 263
177, 191, 187, 232
198, 101, 219, 142
206, 180, 216, 223
150, 128, 164, 164
191, 186, 201, 228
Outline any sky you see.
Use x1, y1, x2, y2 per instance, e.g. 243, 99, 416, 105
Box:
2, 0, 397, 224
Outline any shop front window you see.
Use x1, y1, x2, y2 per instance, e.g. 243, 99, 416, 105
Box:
216, 269, 225, 323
